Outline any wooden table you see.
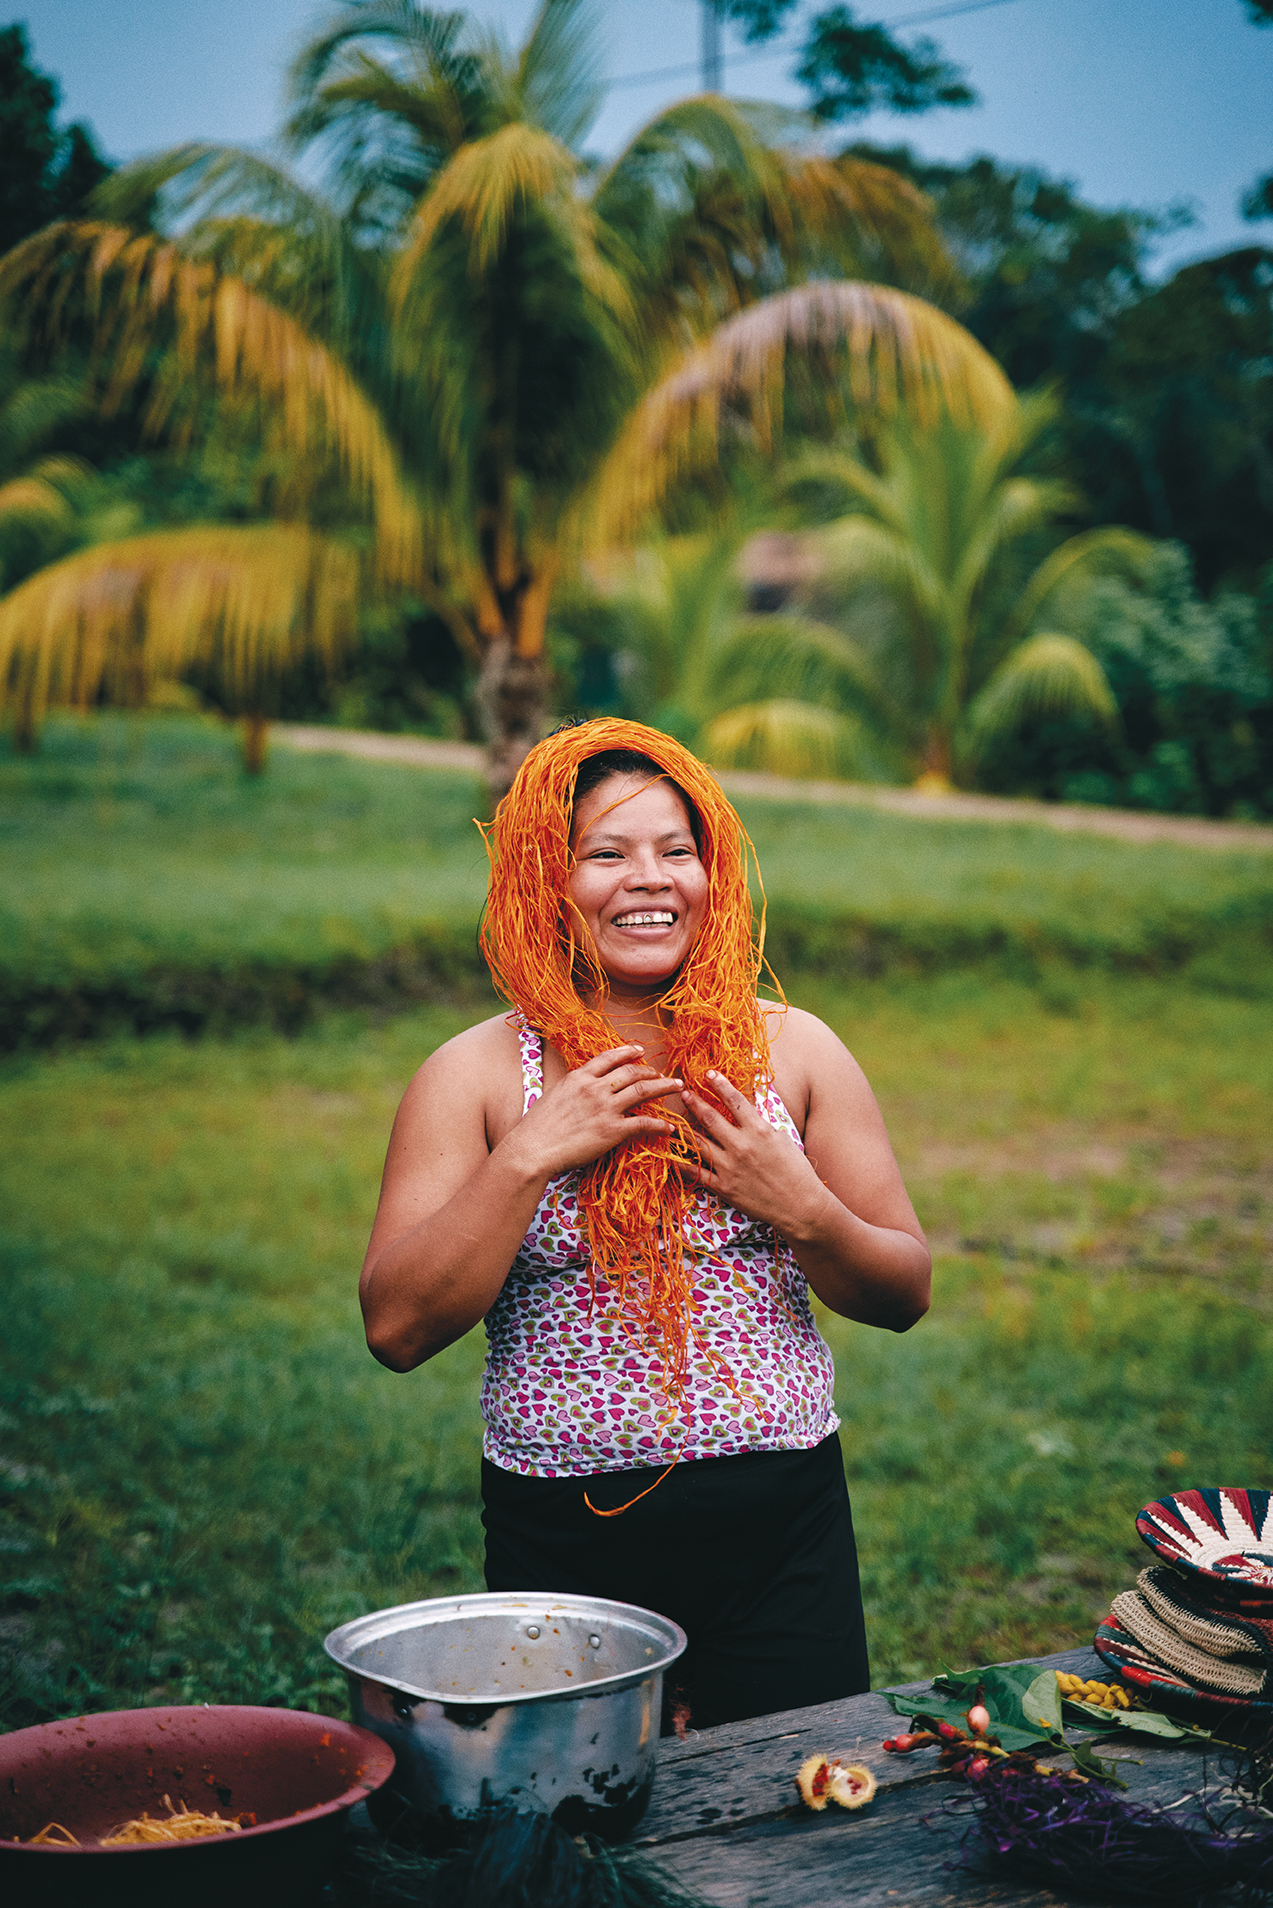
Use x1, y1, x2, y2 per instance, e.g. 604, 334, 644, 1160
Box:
630, 1645, 1230, 1906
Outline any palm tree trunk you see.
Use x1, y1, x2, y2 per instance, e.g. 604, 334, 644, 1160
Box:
475, 638, 548, 803
11, 690, 38, 754
241, 713, 270, 776
914, 722, 953, 790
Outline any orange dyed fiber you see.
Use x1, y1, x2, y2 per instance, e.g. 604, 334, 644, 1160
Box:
479, 719, 778, 1400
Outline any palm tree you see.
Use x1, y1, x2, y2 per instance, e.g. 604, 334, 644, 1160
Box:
0, 0, 1008, 790
793, 390, 1151, 784
595, 525, 899, 779
0, 341, 93, 592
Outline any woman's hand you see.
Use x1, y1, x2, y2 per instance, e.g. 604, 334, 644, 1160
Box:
508, 1044, 683, 1182
677, 1069, 825, 1236
680, 1053, 930, 1333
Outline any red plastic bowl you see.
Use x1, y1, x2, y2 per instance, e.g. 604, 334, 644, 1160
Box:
0, 1704, 396, 1908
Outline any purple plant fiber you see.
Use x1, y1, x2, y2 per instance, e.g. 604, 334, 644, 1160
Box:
949, 1763, 1273, 1905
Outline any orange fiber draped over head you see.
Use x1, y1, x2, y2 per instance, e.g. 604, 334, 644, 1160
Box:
479, 717, 776, 1400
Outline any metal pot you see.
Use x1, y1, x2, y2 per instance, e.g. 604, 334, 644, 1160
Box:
324, 1591, 686, 1840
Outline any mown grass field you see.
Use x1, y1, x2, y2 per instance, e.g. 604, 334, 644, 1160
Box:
2, 966, 1269, 1730
4, 717, 1272, 1048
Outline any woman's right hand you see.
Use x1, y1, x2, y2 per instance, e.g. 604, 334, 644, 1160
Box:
505, 1044, 682, 1181
360, 1024, 682, 1372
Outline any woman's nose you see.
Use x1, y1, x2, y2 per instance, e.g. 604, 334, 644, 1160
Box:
626, 852, 670, 888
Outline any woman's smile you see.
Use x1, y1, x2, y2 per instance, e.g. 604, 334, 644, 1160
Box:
611, 909, 676, 929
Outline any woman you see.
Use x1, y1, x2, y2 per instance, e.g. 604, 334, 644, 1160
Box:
361, 718, 929, 1729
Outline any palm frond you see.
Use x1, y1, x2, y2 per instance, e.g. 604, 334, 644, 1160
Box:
517, 0, 604, 148
782, 153, 961, 297
965, 631, 1119, 748
593, 94, 784, 213
959, 383, 1057, 515
1003, 526, 1157, 648
701, 697, 869, 779
0, 371, 89, 474
812, 513, 945, 629
287, 2, 472, 96
950, 474, 1078, 624
0, 524, 359, 733
588, 281, 1011, 545
780, 443, 910, 536
285, 2, 477, 142
0, 223, 426, 586
0, 475, 76, 524
394, 121, 577, 278
94, 144, 380, 344
712, 612, 890, 719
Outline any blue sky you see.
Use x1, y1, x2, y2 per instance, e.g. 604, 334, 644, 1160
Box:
21, 0, 1273, 276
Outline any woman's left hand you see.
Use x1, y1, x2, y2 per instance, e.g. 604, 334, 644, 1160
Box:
677, 1070, 827, 1235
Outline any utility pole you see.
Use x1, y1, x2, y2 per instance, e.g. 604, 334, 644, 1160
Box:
701, 0, 723, 93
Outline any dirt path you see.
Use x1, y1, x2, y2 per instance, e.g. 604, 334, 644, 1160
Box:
274, 724, 1273, 853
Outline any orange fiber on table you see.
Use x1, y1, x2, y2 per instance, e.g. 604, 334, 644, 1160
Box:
478, 719, 781, 1413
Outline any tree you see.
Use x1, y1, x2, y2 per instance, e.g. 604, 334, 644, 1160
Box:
0, 338, 94, 600
847, 142, 1273, 591
1243, 173, 1273, 221
0, 523, 358, 766
590, 524, 898, 779
0, 0, 1006, 790
0, 24, 111, 256
1098, 247, 1273, 590
842, 143, 1172, 394
975, 545, 1273, 818
719, 2, 975, 121
787, 390, 1150, 782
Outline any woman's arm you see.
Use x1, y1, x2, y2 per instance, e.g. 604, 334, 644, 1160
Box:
360, 1022, 682, 1371
678, 1008, 930, 1332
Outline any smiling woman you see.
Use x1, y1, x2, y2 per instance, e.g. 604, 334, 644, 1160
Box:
357, 718, 930, 1731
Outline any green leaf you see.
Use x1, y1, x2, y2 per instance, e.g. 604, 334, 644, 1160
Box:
1062, 1698, 1213, 1743
1021, 1667, 1064, 1735
934, 1664, 1066, 1746
1070, 1737, 1133, 1788
889, 1663, 1064, 1751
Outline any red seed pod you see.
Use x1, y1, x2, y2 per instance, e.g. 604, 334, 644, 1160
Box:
967, 1756, 990, 1779
967, 1703, 991, 1735
936, 1720, 962, 1741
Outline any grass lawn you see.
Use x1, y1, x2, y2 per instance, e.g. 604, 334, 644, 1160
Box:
2, 973, 1269, 1728
4, 717, 1271, 1021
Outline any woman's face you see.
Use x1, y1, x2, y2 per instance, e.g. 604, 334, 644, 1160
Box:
567, 772, 708, 994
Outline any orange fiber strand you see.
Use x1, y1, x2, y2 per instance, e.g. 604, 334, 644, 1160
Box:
478, 719, 781, 1407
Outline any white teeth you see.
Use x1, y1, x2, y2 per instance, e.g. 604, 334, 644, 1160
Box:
613, 912, 675, 927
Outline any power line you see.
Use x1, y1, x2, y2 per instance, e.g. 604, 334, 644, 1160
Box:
607, 0, 1028, 93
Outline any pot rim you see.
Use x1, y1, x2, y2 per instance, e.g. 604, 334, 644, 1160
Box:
324, 1590, 687, 1709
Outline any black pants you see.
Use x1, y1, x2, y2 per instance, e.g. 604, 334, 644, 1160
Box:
481, 1432, 869, 1732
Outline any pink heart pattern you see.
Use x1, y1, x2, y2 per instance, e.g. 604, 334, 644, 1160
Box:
479, 1020, 840, 1477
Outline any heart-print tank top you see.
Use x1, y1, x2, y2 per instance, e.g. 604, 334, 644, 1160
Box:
480, 1019, 840, 1476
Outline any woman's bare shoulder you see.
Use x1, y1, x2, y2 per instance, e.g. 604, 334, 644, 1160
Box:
762, 1000, 850, 1061
399, 1011, 523, 1112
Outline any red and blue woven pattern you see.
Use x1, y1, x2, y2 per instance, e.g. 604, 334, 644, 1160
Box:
1136, 1488, 1273, 1596
1094, 1610, 1273, 1715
